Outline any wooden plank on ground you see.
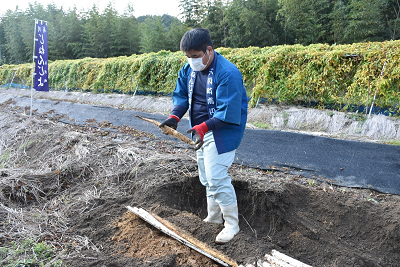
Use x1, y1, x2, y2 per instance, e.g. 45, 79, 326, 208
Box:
239, 249, 313, 267
126, 206, 238, 267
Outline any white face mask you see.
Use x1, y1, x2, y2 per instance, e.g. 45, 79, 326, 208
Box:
187, 51, 210, 71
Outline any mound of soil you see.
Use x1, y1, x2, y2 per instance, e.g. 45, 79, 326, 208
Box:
0, 101, 399, 267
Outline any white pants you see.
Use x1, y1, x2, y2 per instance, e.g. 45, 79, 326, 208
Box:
196, 132, 237, 206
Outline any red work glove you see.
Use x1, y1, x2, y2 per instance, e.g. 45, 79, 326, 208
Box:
187, 122, 209, 150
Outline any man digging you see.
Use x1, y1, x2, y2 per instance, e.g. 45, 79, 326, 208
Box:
160, 28, 248, 244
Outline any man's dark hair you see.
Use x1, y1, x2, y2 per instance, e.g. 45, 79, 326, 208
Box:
180, 28, 213, 52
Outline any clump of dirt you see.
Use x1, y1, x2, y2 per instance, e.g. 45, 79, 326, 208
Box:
0, 102, 400, 267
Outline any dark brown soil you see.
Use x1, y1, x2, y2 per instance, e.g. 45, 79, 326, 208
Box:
0, 101, 399, 267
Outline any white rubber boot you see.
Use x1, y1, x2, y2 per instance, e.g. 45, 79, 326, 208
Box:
215, 202, 239, 244
203, 197, 223, 224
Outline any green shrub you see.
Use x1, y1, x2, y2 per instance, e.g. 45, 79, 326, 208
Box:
1, 41, 399, 113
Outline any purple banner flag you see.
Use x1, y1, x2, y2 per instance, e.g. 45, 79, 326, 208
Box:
34, 21, 49, 91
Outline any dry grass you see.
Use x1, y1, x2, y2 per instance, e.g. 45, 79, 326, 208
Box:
0, 107, 167, 263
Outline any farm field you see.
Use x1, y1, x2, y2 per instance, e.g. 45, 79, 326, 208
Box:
0, 92, 399, 267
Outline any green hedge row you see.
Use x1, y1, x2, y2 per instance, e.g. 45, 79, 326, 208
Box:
1, 41, 399, 112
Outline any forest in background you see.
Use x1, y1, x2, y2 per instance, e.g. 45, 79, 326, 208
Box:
0, 0, 400, 65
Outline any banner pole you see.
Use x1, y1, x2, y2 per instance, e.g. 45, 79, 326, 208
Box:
30, 19, 38, 116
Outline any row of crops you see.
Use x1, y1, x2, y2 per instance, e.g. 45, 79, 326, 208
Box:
1, 41, 399, 114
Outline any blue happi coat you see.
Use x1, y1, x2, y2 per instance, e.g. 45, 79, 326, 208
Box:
172, 51, 248, 154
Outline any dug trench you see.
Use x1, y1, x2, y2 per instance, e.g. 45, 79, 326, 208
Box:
67, 163, 400, 267
0, 103, 399, 267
